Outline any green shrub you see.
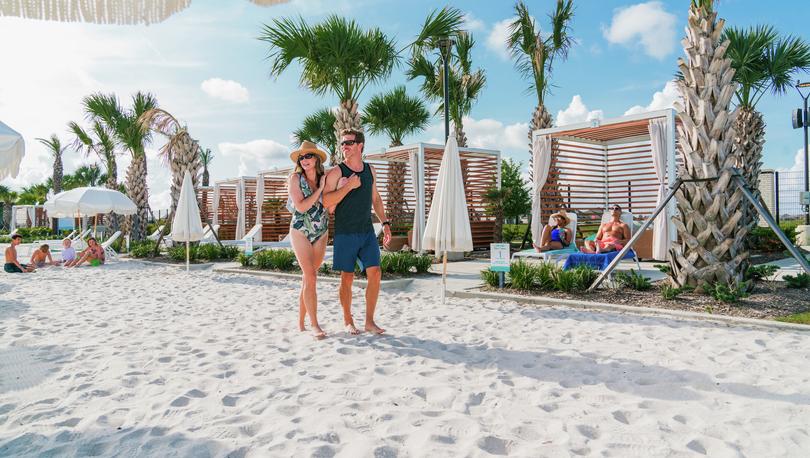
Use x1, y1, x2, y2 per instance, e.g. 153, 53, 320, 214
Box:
129, 240, 156, 258
380, 252, 416, 275
481, 269, 500, 287
219, 245, 240, 260
749, 224, 798, 252
168, 244, 198, 262
535, 262, 558, 290
571, 266, 599, 290
614, 269, 652, 291
746, 264, 779, 282
508, 260, 536, 290
254, 249, 297, 271
661, 284, 693, 300
502, 224, 526, 243
654, 264, 671, 274
412, 255, 433, 274
552, 268, 578, 292
784, 273, 810, 289
319, 263, 331, 275
238, 253, 253, 267
705, 281, 749, 303
196, 244, 240, 261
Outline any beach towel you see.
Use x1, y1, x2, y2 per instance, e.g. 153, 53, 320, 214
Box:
563, 249, 637, 271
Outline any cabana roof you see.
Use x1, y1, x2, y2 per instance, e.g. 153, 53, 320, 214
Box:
536, 109, 680, 145
366, 142, 499, 162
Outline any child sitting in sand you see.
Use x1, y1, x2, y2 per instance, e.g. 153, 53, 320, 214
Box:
60, 238, 76, 266
4, 234, 34, 273
68, 237, 105, 268
30, 244, 60, 268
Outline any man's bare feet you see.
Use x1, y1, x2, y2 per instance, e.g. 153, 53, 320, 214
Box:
312, 327, 326, 339
345, 323, 361, 335
365, 322, 385, 335
299, 323, 306, 332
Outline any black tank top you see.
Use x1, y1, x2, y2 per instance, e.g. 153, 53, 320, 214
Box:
335, 162, 374, 234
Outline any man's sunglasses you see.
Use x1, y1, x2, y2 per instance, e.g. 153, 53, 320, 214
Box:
340, 140, 359, 146
299, 153, 316, 160
610, 206, 622, 211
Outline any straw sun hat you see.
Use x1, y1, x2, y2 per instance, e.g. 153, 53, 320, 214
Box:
290, 140, 328, 163
550, 210, 570, 227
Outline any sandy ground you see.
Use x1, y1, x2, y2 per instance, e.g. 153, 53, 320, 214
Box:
1, 262, 809, 457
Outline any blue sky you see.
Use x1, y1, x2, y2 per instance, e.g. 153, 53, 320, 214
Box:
1, 0, 808, 210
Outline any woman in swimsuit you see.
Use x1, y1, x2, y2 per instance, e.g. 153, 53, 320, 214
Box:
287, 141, 330, 339
67, 237, 105, 268
534, 210, 572, 252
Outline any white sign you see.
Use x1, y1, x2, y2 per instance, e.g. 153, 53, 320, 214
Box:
490, 243, 510, 272
244, 238, 254, 256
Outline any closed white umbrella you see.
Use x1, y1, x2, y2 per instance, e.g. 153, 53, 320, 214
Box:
0, 121, 25, 181
422, 136, 473, 304
171, 171, 204, 271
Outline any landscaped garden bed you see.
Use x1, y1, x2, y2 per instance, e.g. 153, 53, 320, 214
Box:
236, 250, 437, 280
126, 240, 240, 264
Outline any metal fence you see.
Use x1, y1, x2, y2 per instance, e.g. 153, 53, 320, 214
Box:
758, 169, 809, 226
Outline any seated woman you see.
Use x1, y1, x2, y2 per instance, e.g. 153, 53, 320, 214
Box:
534, 210, 573, 252
581, 204, 630, 254
68, 238, 105, 268
29, 244, 60, 268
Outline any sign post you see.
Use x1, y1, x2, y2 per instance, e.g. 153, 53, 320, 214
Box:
490, 243, 510, 288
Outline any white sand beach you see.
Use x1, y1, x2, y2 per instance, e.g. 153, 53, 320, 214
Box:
1, 262, 810, 457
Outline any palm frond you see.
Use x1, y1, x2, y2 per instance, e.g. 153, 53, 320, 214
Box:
35, 134, 66, 157
200, 148, 214, 167
547, 0, 575, 58
362, 86, 430, 146
293, 108, 337, 154
409, 6, 464, 53
259, 16, 313, 79
138, 108, 181, 137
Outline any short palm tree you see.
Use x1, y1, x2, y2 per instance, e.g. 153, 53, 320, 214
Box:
200, 148, 213, 187
69, 120, 118, 190
669, 0, 744, 288
0, 186, 17, 230
17, 183, 49, 205
73, 164, 104, 187
723, 25, 810, 233
363, 86, 430, 147
260, 15, 397, 156
292, 108, 338, 164
508, 0, 575, 177
139, 108, 201, 216
36, 134, 67, 194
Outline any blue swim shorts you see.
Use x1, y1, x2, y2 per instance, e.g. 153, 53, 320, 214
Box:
332, 231, 381, 273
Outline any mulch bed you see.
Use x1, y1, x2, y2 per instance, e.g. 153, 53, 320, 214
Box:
482, 281, 810, 321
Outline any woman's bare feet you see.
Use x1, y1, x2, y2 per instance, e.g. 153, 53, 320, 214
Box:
365, 321, 385, 335
345, 323, 360, 335
312, 327, 326, 339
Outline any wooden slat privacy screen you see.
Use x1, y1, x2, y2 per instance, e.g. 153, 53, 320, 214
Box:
259, 175, 292, 242
214, 183, 238, 240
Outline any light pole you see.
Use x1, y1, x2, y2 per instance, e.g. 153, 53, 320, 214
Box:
795, 81, 810, 225
437, 37, 454, 143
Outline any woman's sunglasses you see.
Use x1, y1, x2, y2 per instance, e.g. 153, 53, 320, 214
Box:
299, 153, 316, 160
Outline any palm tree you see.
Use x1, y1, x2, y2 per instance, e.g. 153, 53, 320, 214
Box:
669, 0, 744, 288
260, 15, 397, 155
363, 86, 430, 147
36, 134, 68, 195
722, 26, 810, 236
69, 120, 118, 190
73, 164, 104, 187
408, 31, 486, 146
17, 183, 49, 205
292, 108, 338, 164
507, 0, 575, 176
0, 186, 17, 230
139, 108, 201, 216
200, 148, 213, 187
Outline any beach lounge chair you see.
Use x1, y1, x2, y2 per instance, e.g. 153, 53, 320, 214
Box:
511, 212, 579, 264
147, 225, 165, 241
563, 211, 641, 271
222, 223, 262, 247
101, 231, 122, 261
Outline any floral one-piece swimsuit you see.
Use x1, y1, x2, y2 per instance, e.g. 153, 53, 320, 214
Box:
288, 173, 329, 243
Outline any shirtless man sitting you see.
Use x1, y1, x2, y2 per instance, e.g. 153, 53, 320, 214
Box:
4, 234, 35, 273
581, 205, 630, 254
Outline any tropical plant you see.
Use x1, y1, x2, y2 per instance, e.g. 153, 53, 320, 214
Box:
69, 120, 118, 189
508, 259, 536, 290
129, 240, 157, 258
783, 272, 810, 289
507, 0, 575, 177
72, 164, 104, 188
614, 269, 652, 291
669, 0, 745, 288
200, 148, 213, 187
501, 158, 531, 223
139, 108, 202, 216
661, 284, 693, 300
292, 108, 338, 164
363, 86, 430, 147
745, 264, 779, 281
16, 183, 49, 205
481, 269, 500, 287
0, 186, 17, 230
36, 134, 68, 195
260, 15, 398, 156
705, 280, 750, 303
723, 25, 810, 246
483, 185, 508, 243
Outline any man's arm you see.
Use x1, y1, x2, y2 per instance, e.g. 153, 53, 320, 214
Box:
621, 223, 631, 244
370, 166, 391, 247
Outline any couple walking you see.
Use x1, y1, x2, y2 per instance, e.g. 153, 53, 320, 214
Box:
287, 130, 391, 339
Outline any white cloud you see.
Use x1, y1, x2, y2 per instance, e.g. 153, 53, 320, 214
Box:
624, 80, 682, 115
487, 17, 514, 60
556, 95, 604, 126
602, 1, 677, 60
462, 12, 485, 32
778, 147, 808, 173
218, 139, 290, 177
200, 78, 250, 104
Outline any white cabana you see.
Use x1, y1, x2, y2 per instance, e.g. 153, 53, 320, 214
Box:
0, 120, 25, 181
171, 171, 205, 271
423, 137, 474, 304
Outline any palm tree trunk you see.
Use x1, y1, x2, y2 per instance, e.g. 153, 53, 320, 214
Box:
52, 155, 63, 233
333, 99, 362, 164
105, 156, 120, 235
454, 124, 468, 148
202, 167, 210, 187
733, 106, 765, 239
125, 154, 150, 241
385, 140, 407, 234
669, 2, 745, 288
169, 134, 201, 216
3, 203, 12, 230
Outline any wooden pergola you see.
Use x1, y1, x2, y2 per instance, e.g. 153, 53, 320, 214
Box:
210, 176, 258, 241
256, 167, 294, 242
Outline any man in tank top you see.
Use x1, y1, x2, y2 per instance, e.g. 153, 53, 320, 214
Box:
323, 129, 391, 335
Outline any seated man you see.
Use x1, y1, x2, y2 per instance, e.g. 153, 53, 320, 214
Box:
534, 210, 573, 252
68, 237, 105, 268
4, 234, 34, 273
30, 244, 60, 268
581, 204, 630, 254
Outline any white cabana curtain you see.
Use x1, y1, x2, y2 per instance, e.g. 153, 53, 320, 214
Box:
254, 176, 265, 242
235, 179, 246, 240
409, 152, 423, 253
26, 206, 35, 227
530, 135, 553, 245
649, 119, 670, 260
212, 184, 220, 226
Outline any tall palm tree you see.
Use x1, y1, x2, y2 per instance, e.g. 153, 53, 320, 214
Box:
69, 120, 118, 190
507, 0, 575, 176
408, 31, 486, 146
260, 15, 397, 155
139, 108, 201, 216
292, 108, 338, 164
0, 186, 17, 230
36, 134, 67, 195
362, 86, 430, 147
73, 164, 104, 187
200, 148, 213, 187
669, 0, 744, 288
722, 26, 810, 235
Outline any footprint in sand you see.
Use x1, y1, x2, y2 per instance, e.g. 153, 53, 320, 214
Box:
477, 436, 510, 455
686, 439, 707, 455
576, 425, 600, 440
222, 395, 238, 407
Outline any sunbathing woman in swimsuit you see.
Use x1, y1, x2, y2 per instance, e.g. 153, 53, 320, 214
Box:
581, 205, 630, 254
68, 238, 105, 268
534, 210, 572, 252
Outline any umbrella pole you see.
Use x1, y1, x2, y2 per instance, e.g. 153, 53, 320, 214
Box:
186, 240, 190, 272
442, 251, 448, 305
93, 215, 97, 238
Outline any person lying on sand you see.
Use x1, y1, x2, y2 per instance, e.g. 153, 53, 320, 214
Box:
581, 204, 630, 254
4, 234, 34, 273
30, 244, 60, 268
67, 237, 105, 268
